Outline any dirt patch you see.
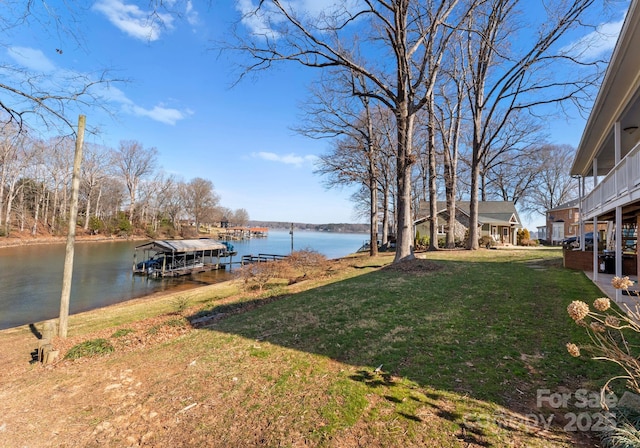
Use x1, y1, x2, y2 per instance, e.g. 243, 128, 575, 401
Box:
52, 314, 193, 358
381, 258, 443, 274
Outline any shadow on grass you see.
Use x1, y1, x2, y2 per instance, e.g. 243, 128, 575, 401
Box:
187, 256, 610, 447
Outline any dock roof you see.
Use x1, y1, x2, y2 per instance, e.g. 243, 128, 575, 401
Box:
135, 238, 227, 253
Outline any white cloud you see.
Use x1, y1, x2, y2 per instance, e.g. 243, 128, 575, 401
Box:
236, 0, 282, 38
7, 47, 56, 72
185, 1, 199, 26
129, 104, 192, 125
252, 151, 317, 167
236, 0, 362, 37
563, 14, 625, 61
93, 0, 174, 41
96, 84, 192, 125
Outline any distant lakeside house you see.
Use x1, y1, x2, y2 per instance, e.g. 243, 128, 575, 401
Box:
568, 0, 640, 282
415, 201, 522, 246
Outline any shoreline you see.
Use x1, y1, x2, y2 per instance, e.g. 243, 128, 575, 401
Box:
0, 276, 237, 336
0, 233, 148, 248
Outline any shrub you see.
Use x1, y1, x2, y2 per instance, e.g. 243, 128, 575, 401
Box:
117, 213, 132, 235
517, 228, 531, 245
287, 249, 330, 279
65, 338, 114, 360
478, 235, 494, 248
567, 276, 640, 447
111, 328, 134, 338
171, 296, 189, 315
414, 230, 429, 250
235, 260, 290, 293
88, 216, 104, 235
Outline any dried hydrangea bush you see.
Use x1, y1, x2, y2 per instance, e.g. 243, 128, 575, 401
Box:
566, 276, 640, 396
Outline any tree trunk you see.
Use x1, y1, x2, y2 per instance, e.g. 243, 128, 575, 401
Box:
467, 145, 482, 250
94, 186, 102, 219
443, 149, 456, 249
0, 162, 7, 229
4, 180, 17, 236
381, 185, 390, 249
31, 186, 42, 236
83, 184, 93, 231
394, 104, 415, 262
369, 176, 379, 256
427, 98, 439, 251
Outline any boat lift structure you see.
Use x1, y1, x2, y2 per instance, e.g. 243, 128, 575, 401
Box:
133, 238, 236, 278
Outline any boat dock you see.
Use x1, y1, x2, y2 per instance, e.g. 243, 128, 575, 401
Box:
133, 238, 237, 278
240, 253, 287, 264
216, 227, 268, 240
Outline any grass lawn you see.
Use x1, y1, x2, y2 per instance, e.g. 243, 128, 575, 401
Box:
0, 247, 628, 447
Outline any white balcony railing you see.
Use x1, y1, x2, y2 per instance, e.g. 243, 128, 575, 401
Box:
582, 141, 640, 220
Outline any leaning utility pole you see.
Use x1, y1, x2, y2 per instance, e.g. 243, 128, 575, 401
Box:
59, 114, 86, 338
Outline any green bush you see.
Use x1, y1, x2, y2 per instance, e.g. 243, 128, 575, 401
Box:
414, 230, 429, 250
65, 338, 114, 359
517, 228, 531, 245
478, 235, 495, 248
118, 216, 132, 234
171, 296, 189, 314
88, 216, 104, 234
111, 328, 134, 338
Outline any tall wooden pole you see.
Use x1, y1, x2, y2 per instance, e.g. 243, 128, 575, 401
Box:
59, 115, 86, 338
290, 223, 294, 253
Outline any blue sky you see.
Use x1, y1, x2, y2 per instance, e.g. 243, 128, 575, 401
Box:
1, 0, 629, 230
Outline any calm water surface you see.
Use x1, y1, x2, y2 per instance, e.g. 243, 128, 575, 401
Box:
0, 230, 367, 330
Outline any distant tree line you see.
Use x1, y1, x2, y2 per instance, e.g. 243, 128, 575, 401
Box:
250, 221, 369, 233
0, 121, 248, 238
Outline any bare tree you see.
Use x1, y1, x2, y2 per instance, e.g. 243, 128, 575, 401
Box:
434, 54, 466, 249
0, 122, 23, 231
164, 179, 186, 234
182, 177, 220, 233
232, 0, 471, 262
0, 131, 36, 235
301, 71, 383, 256
0, 2, 124, 133
522, 144, 578, 217
80, 143, 110, 231
111, 140, 158, 223
232, 208, 250, 227
463, 0, 606, 249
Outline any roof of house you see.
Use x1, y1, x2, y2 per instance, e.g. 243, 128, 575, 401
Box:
570, 0, 640, 177
547, 199, 580, 213
135, 238, 227, 253
416, 201, 522, 227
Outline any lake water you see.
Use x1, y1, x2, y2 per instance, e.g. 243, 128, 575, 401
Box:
0, 230, 367, 330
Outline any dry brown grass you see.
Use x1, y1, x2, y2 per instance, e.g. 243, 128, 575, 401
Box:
0, 249, 608, 447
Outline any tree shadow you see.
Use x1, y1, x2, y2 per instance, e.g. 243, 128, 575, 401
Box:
29, 323, 42, 339
187, 259, 602, 447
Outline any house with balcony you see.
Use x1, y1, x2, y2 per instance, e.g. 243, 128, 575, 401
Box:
570, 0, 640, 286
